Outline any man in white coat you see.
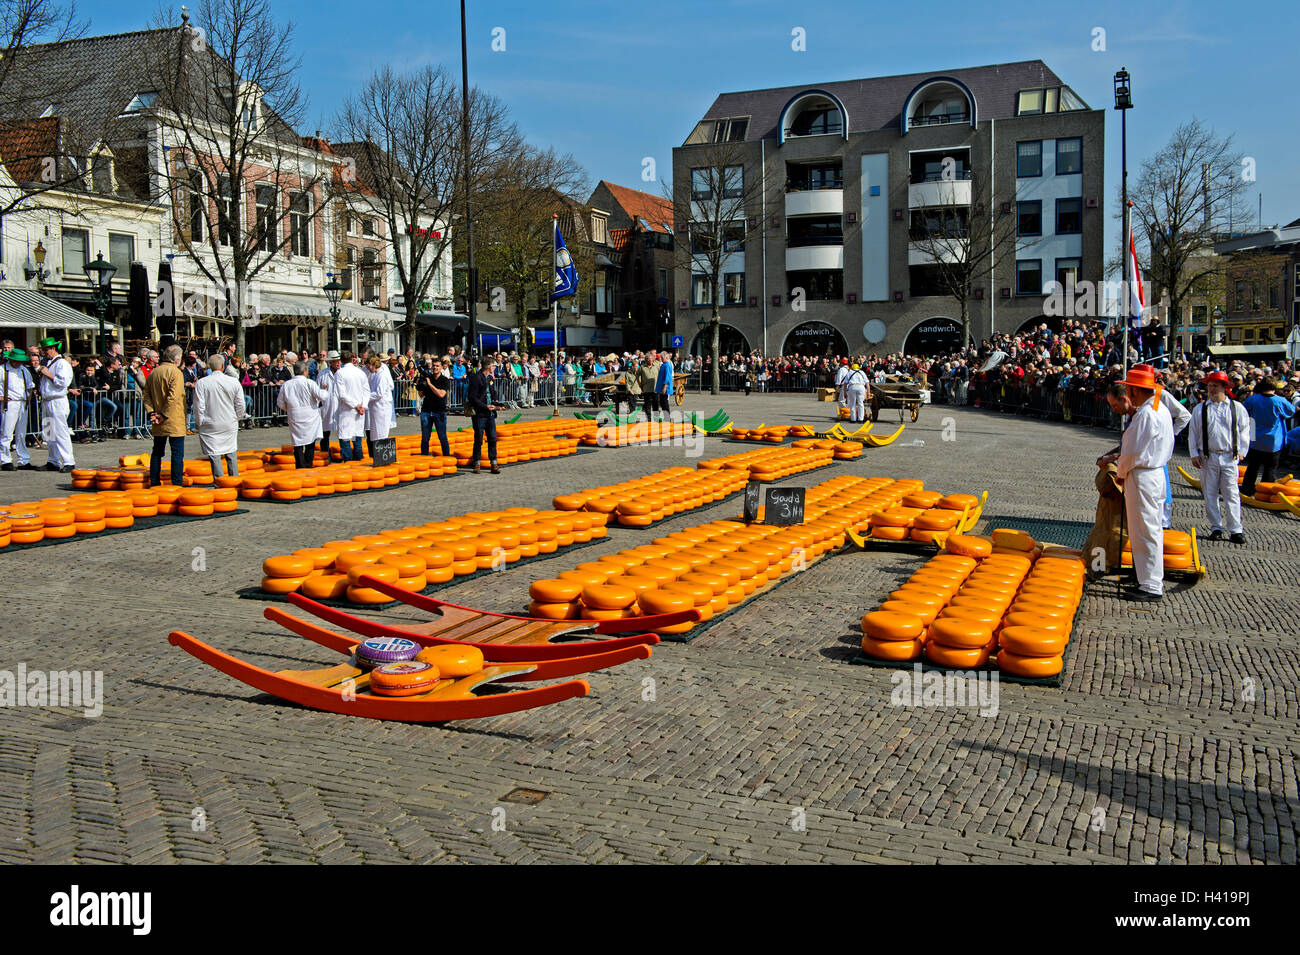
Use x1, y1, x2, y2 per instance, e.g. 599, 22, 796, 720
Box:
193, 354, 246, 477
36, 336, 75, 471
278, 360, 326, 469
316, 350, 340, 457
333, 351, 369, 462
365, 353, 394, 457
844, 363, 869, 423
834, 358, 851, 419
1103, 365, 1173, 602
1188, 370, 1251, 544
0, 347, 37, 470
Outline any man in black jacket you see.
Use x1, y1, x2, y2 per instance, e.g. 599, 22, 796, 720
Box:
466, 358, 501, 474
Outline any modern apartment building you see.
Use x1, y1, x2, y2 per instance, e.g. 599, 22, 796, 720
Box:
672, 60, 1105, 357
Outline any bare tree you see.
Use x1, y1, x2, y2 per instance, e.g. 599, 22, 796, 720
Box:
1130, 118, 1248, 345
334, 65, 521, 351
143, 0, 332, 357
470, 143, 588, 351
903, 176, 1019, 346
670, 140, 763, 395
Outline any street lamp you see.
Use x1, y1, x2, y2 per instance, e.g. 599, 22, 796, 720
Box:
1114, 68, 1134, 374
323, 273, 346, 353
83, 252, 117, 353
25, 241, 48, 283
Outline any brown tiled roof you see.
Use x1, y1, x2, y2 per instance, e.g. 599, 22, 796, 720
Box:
0, 117, 60, 184
609, 228, 632, 253
598, 181, 674, 233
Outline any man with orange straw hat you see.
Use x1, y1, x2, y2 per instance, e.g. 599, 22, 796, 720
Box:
1188, 370, 1250, 543
1106, 363, 1173, 601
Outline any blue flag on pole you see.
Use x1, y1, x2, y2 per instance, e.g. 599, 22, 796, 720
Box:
550, 220, 579, 302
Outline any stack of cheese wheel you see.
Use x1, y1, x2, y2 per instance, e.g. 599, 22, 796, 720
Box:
922, 535, 1029, 669
991, 526, 1040, 559
1120, 528, 1195, 571
0, 516, 9, 548
831, 440, 863, 460
859, 548, 979, 660
258, 506, 607, 603
1253, 479, 1300, 504
995, 549, 1085, 678
6, 511, 44, 544
529, 475, 900, 636
262, 554, 317, 595
552, 463, 753, 527
697, 445, 834, 477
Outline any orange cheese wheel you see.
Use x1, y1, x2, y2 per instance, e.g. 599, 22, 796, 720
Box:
1163, 530, 1191, 555
945, 534, 992, 558
368, 661, 441, 696
862, 611, 925, 641
888, 589, 947, 608
527, 600, 581, 619
997, 627, 1067, 657
346, 585, 392, 604
300, 574, 350, 600
1008, 600, 1073, 619
261, 575, 307, 594
1000, 611, 1070, 633
580, 605, 634, 621
937, 493, 980, 511
1163, 552, 1194, 570
263, 555, 315, 578
861, 635, 923, 661
878, 600, 941, 625
928, 616, 995, 649
637, 588, 694, 616
997, 649, 1064, 677
379, 553, 427, 577
902, 491, 943, 509
335, 551, 382, 573
415, 645, 484, 677
348, 564, 399, 586
581, 583, 638, 610
870, 525, 909, 541
924, 641, 989, 669
529, 578, 584, 603
293, 548, 341, 570
937, 605, 1003, 627
178, 489, 215, 507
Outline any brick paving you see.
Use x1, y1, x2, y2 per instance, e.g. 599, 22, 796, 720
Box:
0, 394, 1295, 864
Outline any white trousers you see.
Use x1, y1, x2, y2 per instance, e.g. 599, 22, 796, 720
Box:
0, 401, 29, 465
41, 396, 73, 467
846, 385, 867, 422
1125, 466, 1166, 595
1200, 451, 1243, 534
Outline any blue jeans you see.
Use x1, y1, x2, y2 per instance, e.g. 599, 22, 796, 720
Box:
96, 396, 120, 430
421, 411, 449, 456
150, 435, 185, 486
339, 437, 363, 461
471, 413, 497, 465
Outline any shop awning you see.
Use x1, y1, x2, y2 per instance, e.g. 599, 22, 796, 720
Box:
0, 286, 101, 329
1208, 344, 1287, 357
414, 309, 511, 335
172, 287, 395, 331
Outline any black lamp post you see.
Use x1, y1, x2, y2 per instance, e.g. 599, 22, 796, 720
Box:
324, 273, 346, 353
1114, 68, 1133, 372
83, 252, 117, 353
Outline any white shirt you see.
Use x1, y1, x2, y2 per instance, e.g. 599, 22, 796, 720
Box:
333, 362, 370, 440
1189, 398, 1250, 459
40, 356, 73, 399
1162, 393, 1191, 436
3, 363, 34, 403
193, 371, 245, 457
278, 375, 325, 446
1117, 393, 1174, 480
316, 366, 338, 428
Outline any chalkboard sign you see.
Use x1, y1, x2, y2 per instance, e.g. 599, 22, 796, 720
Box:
743, 481, 762, 524
371, 437, 397, 467
763, 487, 806, 526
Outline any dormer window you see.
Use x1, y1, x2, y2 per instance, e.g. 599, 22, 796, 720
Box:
1017, 86, 1087, 116
789, 100, 842, 137
92, 151, 114, 193
901, 78, 977, 134
123, 91, 159, 114
220, 84, 263, 132
684, 117, 749, 144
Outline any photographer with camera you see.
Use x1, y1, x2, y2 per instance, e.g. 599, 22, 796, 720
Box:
467, 357, 502, 474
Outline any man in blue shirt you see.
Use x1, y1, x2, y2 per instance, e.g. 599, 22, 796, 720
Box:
1241, 378, 1297, 496
654, 351, 675, 420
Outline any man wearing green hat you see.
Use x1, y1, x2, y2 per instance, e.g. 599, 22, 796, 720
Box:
35, 336, 75, 471
1, 347, 37, 471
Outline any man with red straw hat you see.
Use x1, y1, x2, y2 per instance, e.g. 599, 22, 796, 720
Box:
1189, 370, 1250, 543
1107, 363, 1173, 601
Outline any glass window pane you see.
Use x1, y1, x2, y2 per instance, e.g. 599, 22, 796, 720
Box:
62, 228, 87, 275
1017, 89, 1043, 115
108, 233, 134, 275
1017, 141, 1042, 177
1056, 138, 1082, 174
691, 168, 712, 201
1016, 259, 1042, 295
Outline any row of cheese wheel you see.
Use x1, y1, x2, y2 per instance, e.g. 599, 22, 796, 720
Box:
526, 475, 926, 633
707, 446, 837, 482
866, 492, 981, 542
238, 460, 455, 499
586, 421, 699, 447
552, 466, 750, 527
1119, 528, 1196, 571
259, 507, 610, 603
0, 486, 238, 545
860, 533, 1086, 676
728, 424, 816, 442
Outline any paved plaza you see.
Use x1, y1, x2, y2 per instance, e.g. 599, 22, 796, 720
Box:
0, 392, 1295, 865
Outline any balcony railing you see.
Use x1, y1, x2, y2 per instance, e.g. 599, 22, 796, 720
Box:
786, 179, 844, 192
787, 235, 845, 247
910, 169, 973, 184
910, 111, 970, 127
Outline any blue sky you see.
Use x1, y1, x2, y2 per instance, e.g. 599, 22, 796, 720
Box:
96, 0, 1298, 243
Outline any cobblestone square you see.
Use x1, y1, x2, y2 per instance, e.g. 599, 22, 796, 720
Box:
0, 393, 1295, 864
